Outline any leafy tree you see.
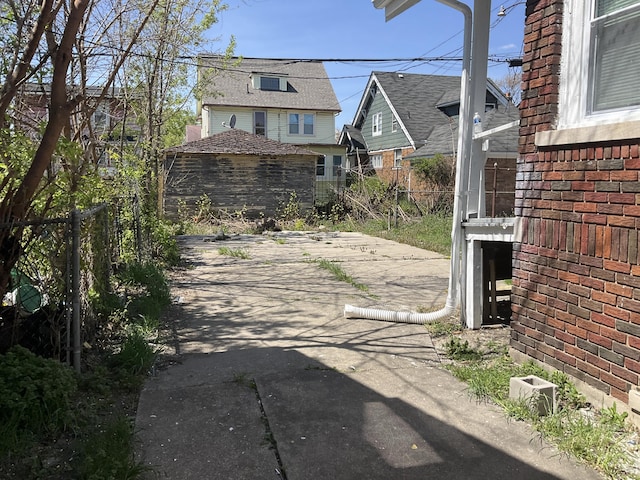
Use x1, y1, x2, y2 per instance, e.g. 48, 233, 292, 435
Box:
0, 0, 232, 298
413, 153, 454, 187
122, 0, 234, 216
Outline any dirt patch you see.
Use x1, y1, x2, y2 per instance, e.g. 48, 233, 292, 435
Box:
428, 312, 512, 363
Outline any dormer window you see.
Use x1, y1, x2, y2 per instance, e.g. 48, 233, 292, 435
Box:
260, 76, 281, 91
251, 72, 288, 92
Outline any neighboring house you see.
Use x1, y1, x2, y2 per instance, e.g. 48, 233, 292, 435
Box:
197, 56, 345, 204
162, 128, 320, 218
513, 0, 640, 416
340, 71, 513, 196
340, 124, 369, 175
406, 106, 520, 217
14, 84, 139, 174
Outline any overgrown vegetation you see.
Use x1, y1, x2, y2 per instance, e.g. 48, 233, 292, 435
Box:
311, 258, 370, 293
447, 354, 638, 479
0, 258, 171, 478
174, 173, 454, 257
218, 246, 251, 259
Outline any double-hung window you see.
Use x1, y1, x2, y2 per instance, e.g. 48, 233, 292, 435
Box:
332, 155, 342, 176
254, 111, 266, 136
316, 157, 325, 176
590, 0, 640, 113
394, 149, 402, 168
371, 154, 383, 169
289, 113, 314, 135
559, 0, 640, 128
372, 112, 382, 136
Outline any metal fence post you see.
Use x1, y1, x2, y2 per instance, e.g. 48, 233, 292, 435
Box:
71, 209, 81, 374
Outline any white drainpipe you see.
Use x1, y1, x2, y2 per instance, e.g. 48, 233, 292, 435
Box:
346, 0, 474, 324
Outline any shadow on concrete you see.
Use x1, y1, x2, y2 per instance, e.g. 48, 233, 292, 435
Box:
137, 234, 600, 479
137, 345, 595, 480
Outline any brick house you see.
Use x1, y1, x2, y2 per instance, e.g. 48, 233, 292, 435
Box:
340, 71, 515, 208
512, 0, 640, 414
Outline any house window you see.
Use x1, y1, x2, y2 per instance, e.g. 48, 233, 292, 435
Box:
590, 0, 640, 112
260, 76, 280, 91
372, 112, 382, 136
371, 154, 383, 169
394, 149, 402, 168
289, 112, 314, 135
316, 157, 325, 176
332, 155, 342, 176
559, 0, 640, 127
92, 103, 108, 131
391, 115, 398, 133
254, 111, 266, 136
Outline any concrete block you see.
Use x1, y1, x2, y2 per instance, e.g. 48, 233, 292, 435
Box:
509, 375, 557, 416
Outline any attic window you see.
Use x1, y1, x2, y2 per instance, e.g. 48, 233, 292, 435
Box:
260, 76, 281, 91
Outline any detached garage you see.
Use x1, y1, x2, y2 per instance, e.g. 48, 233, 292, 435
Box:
162, 128, 320, 218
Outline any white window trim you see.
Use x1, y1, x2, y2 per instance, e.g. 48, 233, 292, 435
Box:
332, 155, 342, 177
391, 115, 398, 133
372, 112, 382, 136
253, 111, 266, 136
371, 153, 383, 169
288, 112, 315, 136
394, 149, 402, 168
316, 156, 326, 177
559, 0, 640, 130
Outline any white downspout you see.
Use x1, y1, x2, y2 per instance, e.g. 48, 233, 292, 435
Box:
345, 0, 473, 324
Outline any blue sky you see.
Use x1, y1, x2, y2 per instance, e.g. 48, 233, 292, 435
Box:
207, 0, 526, 128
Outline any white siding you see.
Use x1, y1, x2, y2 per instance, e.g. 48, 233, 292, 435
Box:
204, 107, 337, 145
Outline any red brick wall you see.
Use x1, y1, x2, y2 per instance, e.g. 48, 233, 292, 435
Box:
513, 0, 640, 404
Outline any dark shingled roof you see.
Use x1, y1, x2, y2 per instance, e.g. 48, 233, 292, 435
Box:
405, 105, 520, 159
368, 72, 462, 143
340, 124, 367, 150
198, 56, 340, 113
165, 128, 320, 157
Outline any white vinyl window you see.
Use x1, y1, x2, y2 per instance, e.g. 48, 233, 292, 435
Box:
254, 111, 266, 136
590, 0, 640, 112
289, 113, 314, 135
560, 0, 640, 127
391, 115, 398, 133
394, 149, 402, 168
372, 112, 382, 136
332, 155, 342, 176
371, 154, 383, 169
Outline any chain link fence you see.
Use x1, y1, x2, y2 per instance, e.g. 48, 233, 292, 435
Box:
0, 203, 138, 371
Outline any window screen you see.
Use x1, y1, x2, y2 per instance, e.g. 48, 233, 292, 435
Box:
590, 0, 640, 112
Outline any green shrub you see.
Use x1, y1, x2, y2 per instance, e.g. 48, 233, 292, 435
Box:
112, 331, 156, 376
413, 153, 454, 186
149, 219, 181, 266
116, 261, 171, 327
0, 346, 77, 453
118, 261, 171, 307
444, 337, 482, 361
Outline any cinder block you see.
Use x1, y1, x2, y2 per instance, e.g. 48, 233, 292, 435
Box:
509, 375, 557, 416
